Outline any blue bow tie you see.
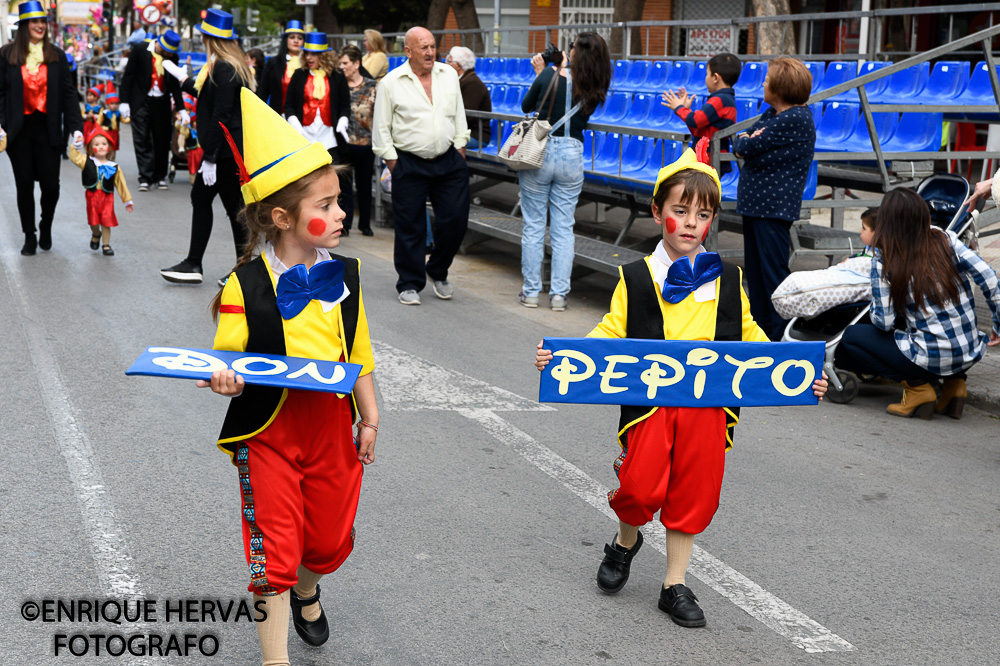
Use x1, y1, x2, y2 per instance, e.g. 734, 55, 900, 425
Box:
86, 103, 101, 114
96, 163, 116, 183
275, 260, 346, 320
105, 110, 120, 121
661, 252, 723, 304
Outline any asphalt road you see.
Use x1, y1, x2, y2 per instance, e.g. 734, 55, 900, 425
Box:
2, 131, 998, 665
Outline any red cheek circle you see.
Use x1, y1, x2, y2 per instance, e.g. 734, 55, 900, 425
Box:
702, 225, 711, 242
665, 217, 677, 234
307, 218, 327, 237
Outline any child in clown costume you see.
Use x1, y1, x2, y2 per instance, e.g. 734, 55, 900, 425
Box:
535, 150, 828, 628
199, 89, 378, 666
69, 126, 134, 255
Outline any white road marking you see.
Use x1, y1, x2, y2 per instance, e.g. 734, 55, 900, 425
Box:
375, 342, 855, 654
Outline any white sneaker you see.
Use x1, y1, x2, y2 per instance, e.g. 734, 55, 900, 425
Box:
519, 292, 538, 308
138, 182, 150, 192
432, 280, 453, 300
550, 295, 567, 311
398, 290, 421, 305
157, 180, 169, 190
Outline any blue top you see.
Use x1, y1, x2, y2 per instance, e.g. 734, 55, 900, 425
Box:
733, 105, 816, 222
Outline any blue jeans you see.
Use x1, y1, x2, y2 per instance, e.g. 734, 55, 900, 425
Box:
518, 136, 584, 297
835, 324, 942, 385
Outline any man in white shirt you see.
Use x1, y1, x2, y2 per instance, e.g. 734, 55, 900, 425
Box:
372, 27, 471, 306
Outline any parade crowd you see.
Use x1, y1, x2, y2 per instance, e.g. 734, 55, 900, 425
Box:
2, 4, 1000, 665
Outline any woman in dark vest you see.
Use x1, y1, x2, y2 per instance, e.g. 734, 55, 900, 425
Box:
0, 1, 83, 255
159, 9, 256, 285
257, 19, 305, 114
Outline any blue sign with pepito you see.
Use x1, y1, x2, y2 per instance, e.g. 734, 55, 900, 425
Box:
538, 338, 825, 408
126, 347, 362, 394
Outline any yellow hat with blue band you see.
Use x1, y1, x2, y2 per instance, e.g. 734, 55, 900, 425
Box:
16, 1, 48, 23
652, 148, 722, 201
196, 8, 239, 41
225, 88, 332, 205
303, 32, 331, 53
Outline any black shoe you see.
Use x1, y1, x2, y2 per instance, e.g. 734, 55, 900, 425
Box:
160, 260, 203, 284
39, 226, 52, 251
102, 244, 115, 256
596, 530, 643, 594
90, 235, 100, 250
361, 228, 373, 237
21, 234, 37, 256
290, 584, 329, 647
658, 584, 706, 627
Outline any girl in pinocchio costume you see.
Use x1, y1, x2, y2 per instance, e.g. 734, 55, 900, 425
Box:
199, 89, 378, 666
176, 94, 202, 184
69, 126, 133, 255
535, 150, 828, 628
82, 83, 102, 137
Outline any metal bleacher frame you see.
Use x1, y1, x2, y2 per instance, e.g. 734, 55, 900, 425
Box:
360, 5, 1000, 279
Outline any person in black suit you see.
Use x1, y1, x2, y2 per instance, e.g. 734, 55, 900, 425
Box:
120, 30, 184, 191
158, 10, 255, 285
0, 4, 84, 255
257, 19, 305, 115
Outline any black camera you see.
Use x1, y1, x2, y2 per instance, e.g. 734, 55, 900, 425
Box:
540, 42, 565, 67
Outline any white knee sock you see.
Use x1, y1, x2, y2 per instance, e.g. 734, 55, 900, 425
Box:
254, 591, 290, 666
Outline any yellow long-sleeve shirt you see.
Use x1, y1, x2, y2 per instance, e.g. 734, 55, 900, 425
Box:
68, 145, 132, 204
588, 256, 770, 343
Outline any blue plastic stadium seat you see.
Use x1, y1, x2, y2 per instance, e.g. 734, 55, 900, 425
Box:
501, 59, 519, 84
921, 61, 969, 103
721, 162, 740, 201
819, 62, 857, 93
643, 61, 671, 93
685, 62, 708, 94
874, 61, 929, 104
809, 102, 823, 127
483, 119, 501, 153
802, 161, 818, 200
645, 98, 688, 133
734, 61, 765, 98
622, 60, 650, 91
664, 61, 693, 90
630, 140, 684, 195
805, 61, 825, 92
735, 97, 758, 123
611, 60, 631, 90
591, 91, 629, 124
814, 102, 860, 151
841, 111, 898, 152
956, 62, 1000, 104
606, 135, 657, 191
883, 112, 943, 152
489, 85, 507, 113
621, 93, 657, 127
586, 131, 626, 184
502, 86, 524, 114
518, 59, 536, 84
832, 61, 890, 102
583, 130, 605, 170
477, 57, 493, 81
498, 121, 515, 154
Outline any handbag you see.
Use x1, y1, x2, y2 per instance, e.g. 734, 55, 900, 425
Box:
498, 69, 582, 171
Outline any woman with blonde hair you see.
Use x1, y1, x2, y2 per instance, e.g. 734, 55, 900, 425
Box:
159, 8, 257, 284
362, 29, 388, 80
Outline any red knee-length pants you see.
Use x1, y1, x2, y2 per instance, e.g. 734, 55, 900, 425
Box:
236, 389, 363, 596
608, 406, 727, 535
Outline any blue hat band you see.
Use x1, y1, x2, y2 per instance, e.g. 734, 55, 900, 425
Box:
17, 0, 47, 22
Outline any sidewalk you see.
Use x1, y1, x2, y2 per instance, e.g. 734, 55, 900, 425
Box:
966, 348, 1000, 415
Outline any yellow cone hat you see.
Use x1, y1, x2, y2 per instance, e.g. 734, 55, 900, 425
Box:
234, 88, 332, 205
652, 148, 721, 200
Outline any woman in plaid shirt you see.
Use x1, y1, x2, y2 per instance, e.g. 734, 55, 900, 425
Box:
835, 188, 1000, 419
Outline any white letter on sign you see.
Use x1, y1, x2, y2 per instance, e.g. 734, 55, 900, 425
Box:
686, 348, 719, 399
771, 359, 815, 397
149, 347, 229, 373
550, 350, 597, 395
232, 357, 289, 375
287, 362, 347, 385
600, 355, 637, 394
640, 354, 685, 400
723, 355, 774, 399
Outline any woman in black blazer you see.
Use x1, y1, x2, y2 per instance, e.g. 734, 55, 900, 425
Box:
0, 8, 83, 255
158, 10, 255, 285
257, 20, 305, 115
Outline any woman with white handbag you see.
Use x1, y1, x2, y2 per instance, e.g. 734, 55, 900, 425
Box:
516, 32, 611, 311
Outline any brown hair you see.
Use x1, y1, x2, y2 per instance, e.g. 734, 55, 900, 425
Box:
210, 165, 337, 320
651, 170, 721, 215
364, 29, 386, 54
872, 188, 961, 319
4, 18, 60, 66
569, 32, 612, 116
860, 207, 879, 228
340, 44, 363, 64
767, 57, 812, 105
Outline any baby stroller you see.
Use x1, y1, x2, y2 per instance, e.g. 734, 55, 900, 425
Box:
780, 173, 972, 404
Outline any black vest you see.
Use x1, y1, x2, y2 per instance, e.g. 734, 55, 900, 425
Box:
217, 254, 361, 455
617, 258, 742, 449
81, 158, 118, 194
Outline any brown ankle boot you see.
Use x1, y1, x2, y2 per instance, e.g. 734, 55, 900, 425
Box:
935, 377, 967, 419
887, 381, 936, 419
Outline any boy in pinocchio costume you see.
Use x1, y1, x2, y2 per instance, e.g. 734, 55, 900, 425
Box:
69, 126, 134, 255
535, 150, 827, 628
199, 89, 378, 666
97, 83, 128, 150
